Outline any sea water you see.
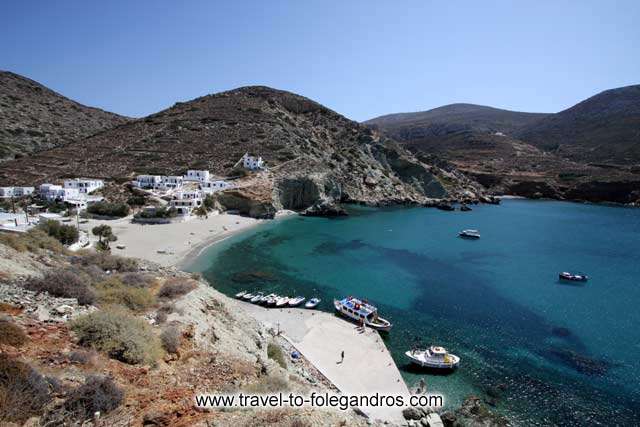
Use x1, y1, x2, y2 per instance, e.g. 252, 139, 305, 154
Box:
186, 200, 640, 425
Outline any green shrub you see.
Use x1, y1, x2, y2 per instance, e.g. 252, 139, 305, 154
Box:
133, 206, 178, 219
118, 272, 156, 288
24, 269, 96, 305
244, 374, 289, 394
267, 342, 287, 369
70, 308, 162, 365
87, 202, 130, 218
95, 278, 155, 312
0, 229, 67, 254
0, 355, 52, 423
63, 375, 123, 420
0, 319, 28, 347
38, 219, 79, 245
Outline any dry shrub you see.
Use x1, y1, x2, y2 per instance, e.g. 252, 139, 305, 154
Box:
70, 308, 162, 365
0, 354, 52, 423
157, 278, 197, 299
63, 375, 123, 420
79, 252, 138, 272
0, 302, 23, 315
95, 278, 155, 312
0, 229, 66, 254
119, 272, 156, 288
24, 269, 96, 305
267, 342, 287, 369
155, 303, 175, 324
244, 374, 289, 394
68, 349, 99, 366
0, 319, 28, 347
160, 325, 182, 354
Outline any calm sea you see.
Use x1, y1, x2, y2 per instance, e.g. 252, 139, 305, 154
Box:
186, 200, 640, 425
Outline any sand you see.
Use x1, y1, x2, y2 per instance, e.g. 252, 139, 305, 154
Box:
239, 301, 410, 423
78, 212, 264, 267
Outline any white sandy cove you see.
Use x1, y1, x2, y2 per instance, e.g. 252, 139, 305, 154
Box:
79, 212, 264, 267
239, 302, 410, 423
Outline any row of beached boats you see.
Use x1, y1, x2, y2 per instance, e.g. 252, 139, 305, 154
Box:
234, 290, 321, 309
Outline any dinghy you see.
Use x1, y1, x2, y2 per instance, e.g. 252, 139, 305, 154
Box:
275, 296, 290, 307
235, 291, 247, 299
288, 296, 305, 307
305, 298, 321, 309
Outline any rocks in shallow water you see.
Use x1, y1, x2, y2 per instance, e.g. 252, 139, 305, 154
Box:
548, 347, 608, 376
459, 204, 472, 211
436, 203, 455, 211
439, 411, 456, 427
402, 407, 423, 420
480, 195, 501, 205
551, 326, 572, 338
301, 201, 348, 217
455, 396, 509, 426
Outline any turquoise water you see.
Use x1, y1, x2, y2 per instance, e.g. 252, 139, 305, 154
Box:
186, 200, 640, 425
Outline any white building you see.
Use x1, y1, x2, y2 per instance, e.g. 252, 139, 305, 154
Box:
39, 184, 80, 202
63, 178, 104, 195
169, 190, 204, 216
0, 186, 35, 198
200, 180, 233, 193
160, 176, 183, 190
133, 175, 162, 189
184, 170, 211, 183
238, 153, 265, 170
38, 212, 64, 223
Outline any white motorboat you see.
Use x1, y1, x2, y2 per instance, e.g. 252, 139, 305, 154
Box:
288, 296, 305, 307
265, 295, 279, 306
405, 346, 460, 370
250, 293, 264, 303
305, 298, 321, 309
235, 290, 248, 299
334, 296, 392, 332
559, 272, 588, 282
242, 292, 255, 301
459, 229, 480, 239
275, 296, 290, 307
260, 293, 276, 304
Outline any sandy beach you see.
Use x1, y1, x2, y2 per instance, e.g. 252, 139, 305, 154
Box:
79, 212, 264, 267
238, 301, 410, 423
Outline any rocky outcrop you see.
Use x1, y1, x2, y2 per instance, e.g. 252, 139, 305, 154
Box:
213, 187, 277, 219
301, 201, 348, 217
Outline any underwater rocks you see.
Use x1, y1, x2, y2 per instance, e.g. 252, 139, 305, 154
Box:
551, 327, 572, 338
301, 201, 348, 217
548, 347, 609, 376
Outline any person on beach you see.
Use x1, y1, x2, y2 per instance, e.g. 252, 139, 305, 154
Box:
340, 350, 344, 363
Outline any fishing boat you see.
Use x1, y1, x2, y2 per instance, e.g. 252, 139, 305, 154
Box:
288, 296, 306, 307
250, 293, 264, 303
458, 229, 480, 239
242, 292, 255, 301
275, 296, 290, 307
259, 293, 276, 305
235, 290, 247, 299
405, 346, 460, 370
333, 296, 392, 332
559, 272, 588, 282
265, 294, 279, 307
305, 298, 321, 309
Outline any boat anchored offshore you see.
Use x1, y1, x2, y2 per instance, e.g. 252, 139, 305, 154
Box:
459, 229, 480, 239
559, 272, 588, 282
405, 346, 460, 370
334, 296, 392, 331
305, 298, 321, 309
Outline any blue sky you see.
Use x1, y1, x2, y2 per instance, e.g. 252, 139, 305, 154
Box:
2, 1, 639, 121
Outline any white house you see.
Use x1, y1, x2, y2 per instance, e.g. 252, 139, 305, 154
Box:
133, 175, 162, 189
0, 187, 35, 198
238, 153, 265, 170
160, 176, 183, 190
184, 170, 211, 183
169, 190, 204, 216
63, 178, 104, 195
200, 180, 233, 193
38, 212, 64, 223
39, 184, 80, 202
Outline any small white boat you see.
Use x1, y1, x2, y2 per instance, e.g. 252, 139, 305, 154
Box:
288, 296, 305, 307
275, 296, 290, 307
235, 290, 248, 299
459, 229, 480, 239
242, 292, 255, 301
405, 346, 460, 370
260, 293, 277, 304
250, 293, 264, 303
305, 298, 321, 309
559, 272, 588, 282
265, 294, 279, 306
334, 296, 392, 332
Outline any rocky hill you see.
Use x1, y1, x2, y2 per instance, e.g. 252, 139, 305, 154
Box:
515, 84, 640, 164
0, 85, 484, 215
365, 87, 640, 204
0, 71, 129, 161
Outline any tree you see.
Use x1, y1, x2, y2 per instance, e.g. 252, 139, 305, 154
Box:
38, 220, 79, 245
203, 194, 215, 211
193, 205, 208, 220
92, 225, 117, 251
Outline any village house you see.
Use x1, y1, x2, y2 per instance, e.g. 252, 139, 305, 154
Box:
237, 153, 265, 170
184, 170, 211, 183
160, 176, 183, 190
0, 186, 35, 198
63, 178, 104, 194
39, 184, 80, 202
169, 189, 204, 216
133, 175, 162, 189
200, 180, 233, 193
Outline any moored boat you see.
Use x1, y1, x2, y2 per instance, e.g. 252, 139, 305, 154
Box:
559, 272, 588, 282
242, 292, 255, 301
333, 296, 392, 332
305, 298, 321, 309
235, 290, 248, 299
288, 296, 305, 307
275, 296, 290, 307
265, 294, 279, 306
405, 346, 460, 370
250, 293, 264, 303
458, 229, 480, 239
